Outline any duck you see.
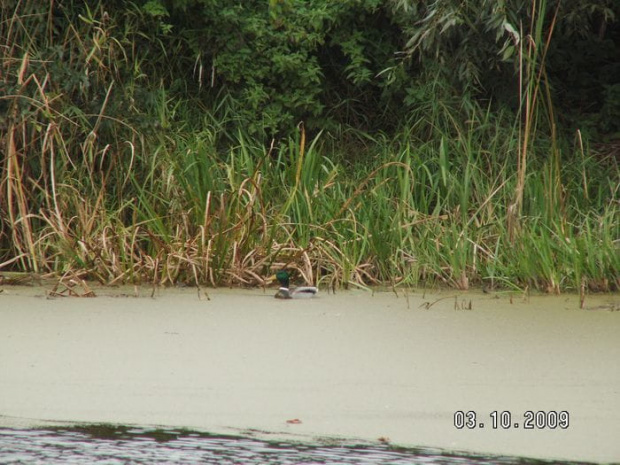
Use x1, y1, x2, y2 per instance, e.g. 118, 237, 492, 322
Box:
273, 270, 318, 299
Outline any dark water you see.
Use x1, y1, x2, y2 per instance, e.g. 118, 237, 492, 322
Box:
0, 426, 595, 465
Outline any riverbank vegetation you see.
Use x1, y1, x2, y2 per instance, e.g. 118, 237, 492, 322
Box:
1, 0, 618, 293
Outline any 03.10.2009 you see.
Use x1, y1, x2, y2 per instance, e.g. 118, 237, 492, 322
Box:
454, 410, 569, 429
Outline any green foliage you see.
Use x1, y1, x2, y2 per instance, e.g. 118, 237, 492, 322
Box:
391, 0, 527, 92
1, 0, 618, 293
392, 0, 620, 135
143, 0, 405, 136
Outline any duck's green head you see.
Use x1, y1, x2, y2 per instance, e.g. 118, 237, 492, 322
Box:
275, 270, 290, 288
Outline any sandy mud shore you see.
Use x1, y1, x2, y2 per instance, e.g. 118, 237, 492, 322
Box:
1, 285, 619, 463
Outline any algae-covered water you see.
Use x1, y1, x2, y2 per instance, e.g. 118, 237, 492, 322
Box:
1, 286, 619, 462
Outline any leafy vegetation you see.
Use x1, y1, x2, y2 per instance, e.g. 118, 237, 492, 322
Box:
0, 0, 618, 294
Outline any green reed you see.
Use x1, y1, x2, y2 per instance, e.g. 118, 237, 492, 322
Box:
1, 1, 617, 293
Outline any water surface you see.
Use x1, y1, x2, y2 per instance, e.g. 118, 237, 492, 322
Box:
0, 425, 598, 465
1, 286, 619, 462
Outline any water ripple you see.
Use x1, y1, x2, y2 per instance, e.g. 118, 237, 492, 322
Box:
0, 426, 594, 465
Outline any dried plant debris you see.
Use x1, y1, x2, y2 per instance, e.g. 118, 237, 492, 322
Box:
47, 273, 96, 298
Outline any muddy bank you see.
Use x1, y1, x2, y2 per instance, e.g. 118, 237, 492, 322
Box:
0, 285, 619, 462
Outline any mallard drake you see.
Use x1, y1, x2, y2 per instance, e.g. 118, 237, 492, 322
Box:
274, 270, 318, 299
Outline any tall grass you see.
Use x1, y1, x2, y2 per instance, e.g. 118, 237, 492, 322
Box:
1, 2, 618, 293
